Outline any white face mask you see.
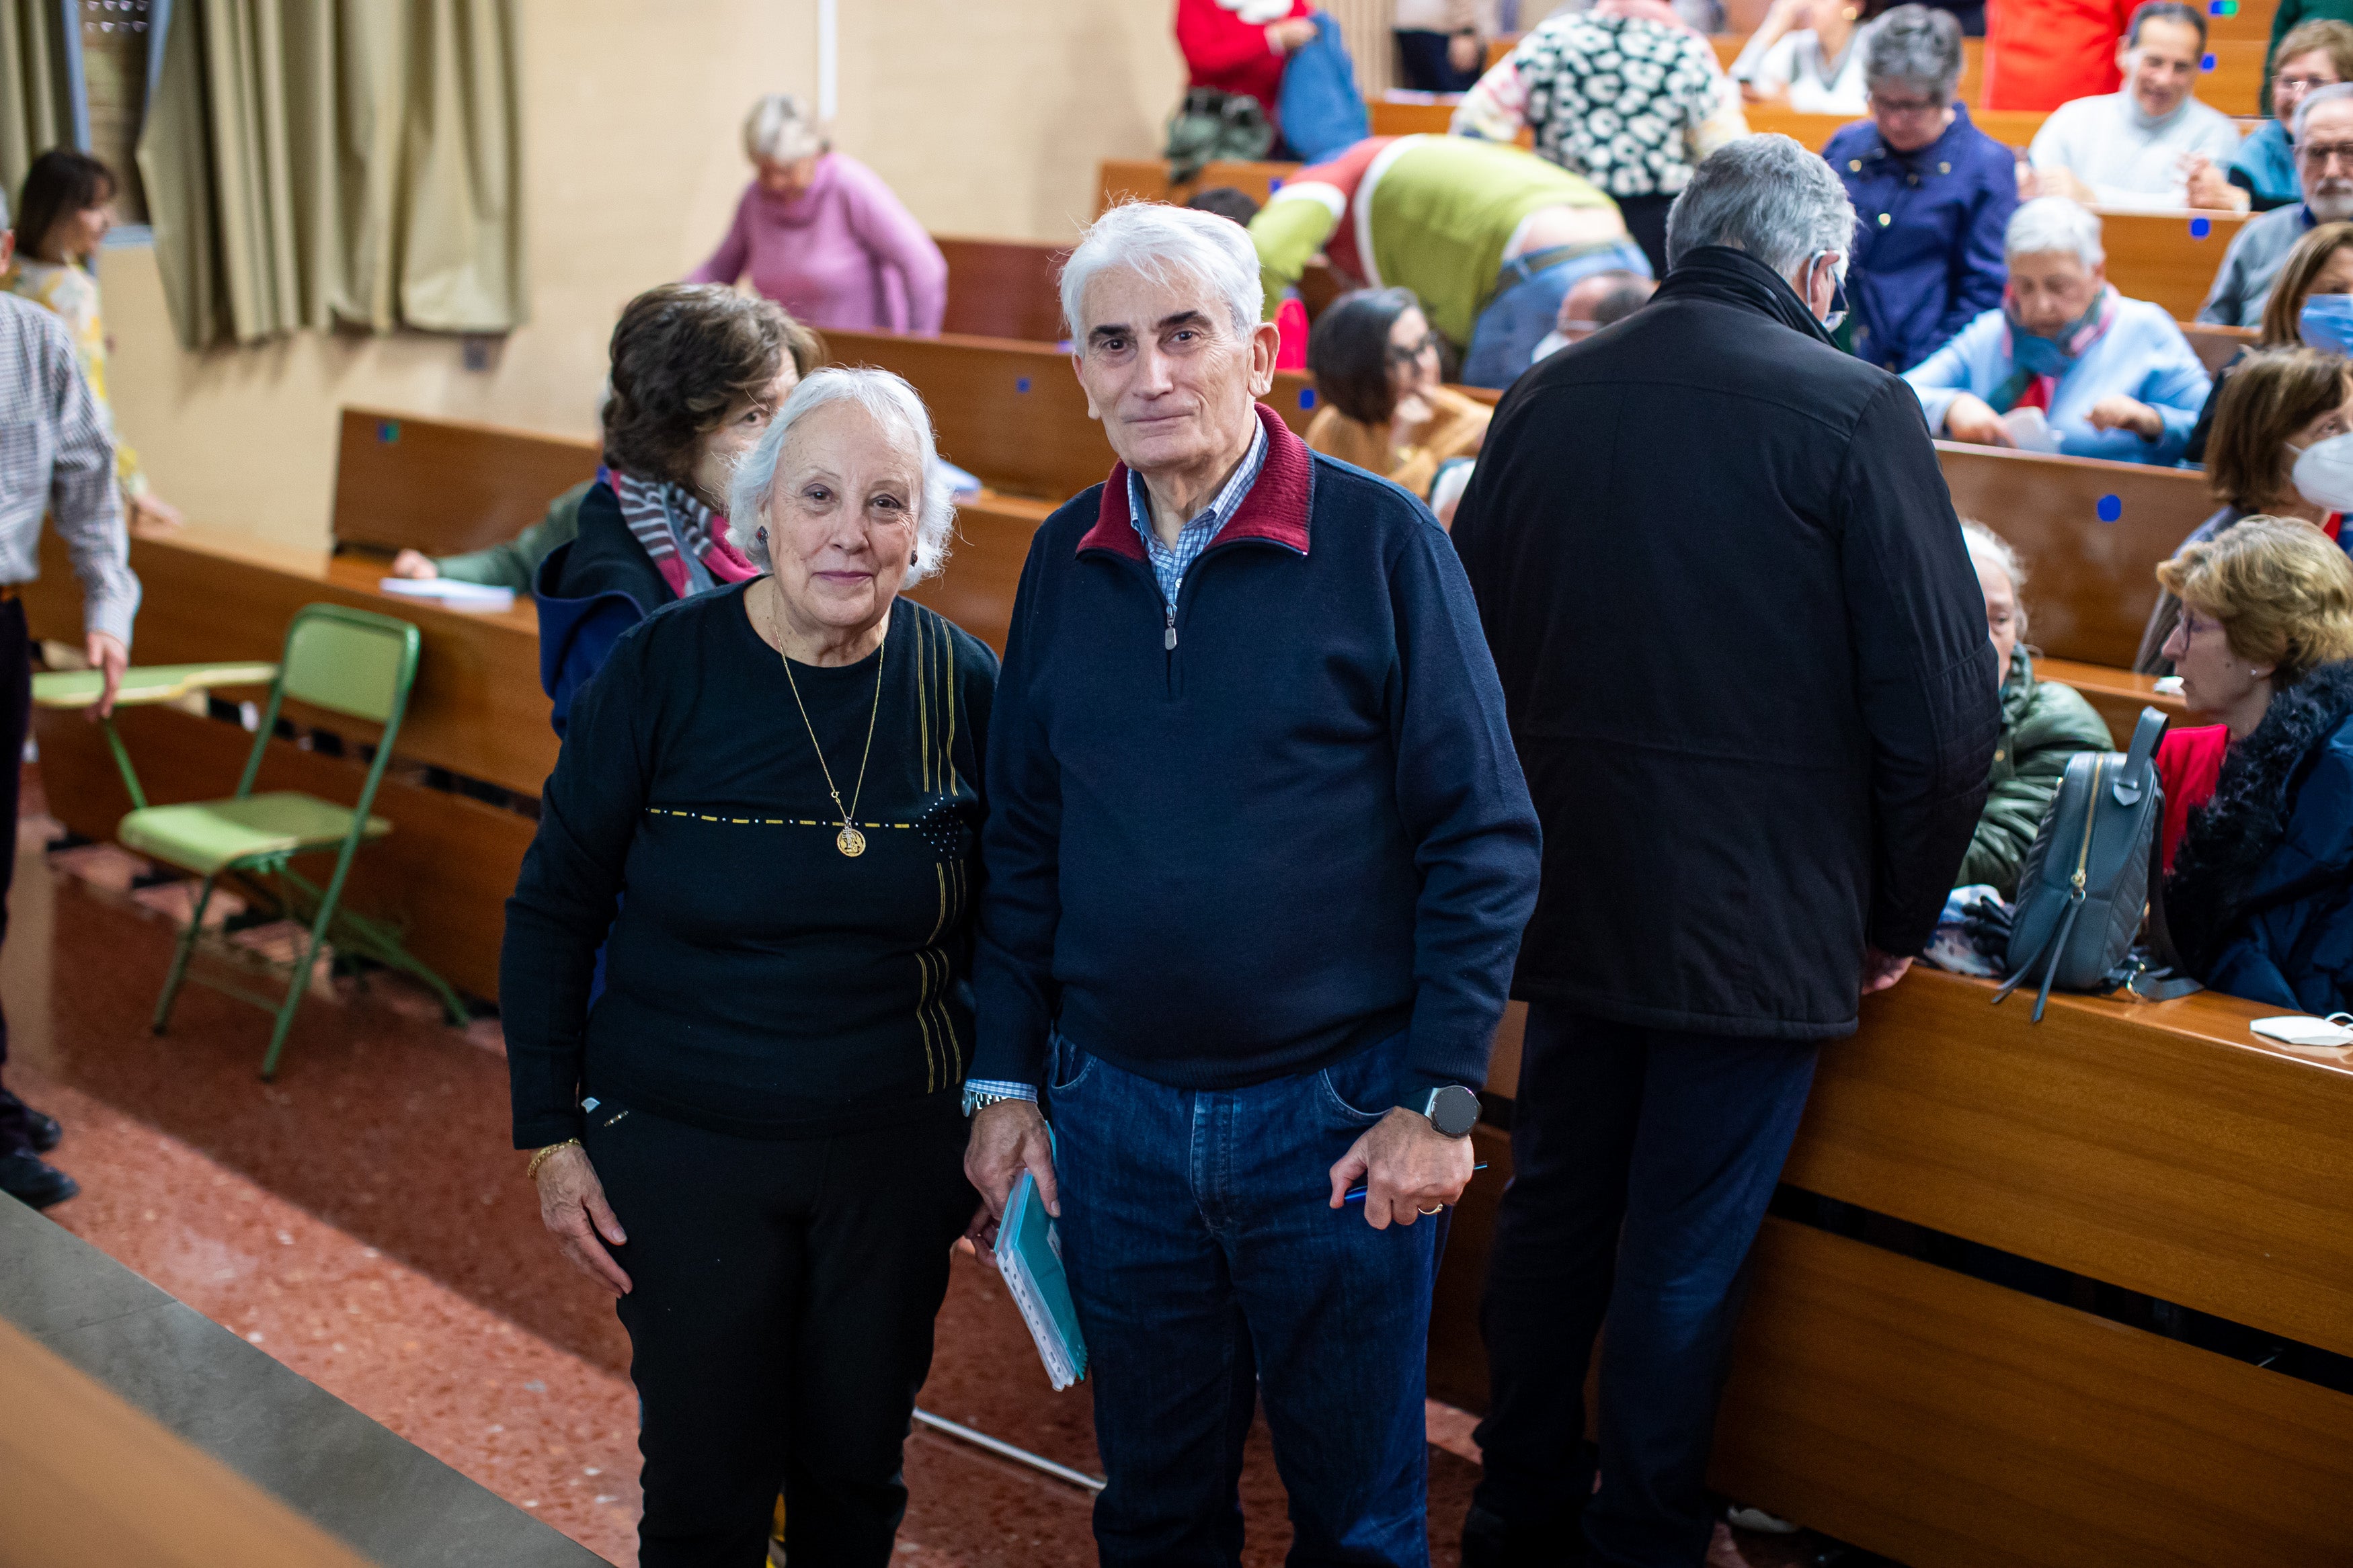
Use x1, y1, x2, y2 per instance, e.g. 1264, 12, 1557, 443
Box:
2293, 430, 2353, 511
1531, 329, 1572, 363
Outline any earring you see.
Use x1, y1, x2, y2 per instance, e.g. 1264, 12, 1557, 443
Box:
757, 526, 768, 542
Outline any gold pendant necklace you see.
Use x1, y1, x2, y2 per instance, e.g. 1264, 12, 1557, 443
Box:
768, 583, 885, 858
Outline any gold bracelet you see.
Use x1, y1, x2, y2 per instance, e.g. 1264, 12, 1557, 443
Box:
526, 1138, 581, 1182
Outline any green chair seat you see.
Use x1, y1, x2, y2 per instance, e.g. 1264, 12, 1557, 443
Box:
120, 792, 392, 876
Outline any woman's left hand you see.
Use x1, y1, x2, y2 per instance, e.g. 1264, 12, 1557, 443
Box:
2086, 395, 2163, 442
534, 1144, 633, 1296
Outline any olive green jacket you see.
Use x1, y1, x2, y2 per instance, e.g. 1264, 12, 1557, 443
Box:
431, 480, 592, 591
1956, 649, 2116, 898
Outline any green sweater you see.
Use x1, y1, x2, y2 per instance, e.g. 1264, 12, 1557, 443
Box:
1956, 649, 2115, 897
431, 479, 592, 590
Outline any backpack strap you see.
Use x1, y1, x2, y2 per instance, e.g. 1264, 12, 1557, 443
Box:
2111, 705, 2167, 807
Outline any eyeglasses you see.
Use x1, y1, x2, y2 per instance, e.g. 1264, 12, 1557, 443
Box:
1867, 91, 1946, 117
1385, 330, 1440, 367
1807, 249, 1850, 333
2302, 142, 2353, 169
2180, 608, 2224, 641
2278, 74, 2338, 95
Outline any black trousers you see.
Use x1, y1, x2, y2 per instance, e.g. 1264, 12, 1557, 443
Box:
1472, 1007, 1819, 1568
0, 602, 36, 1157
587, 1098, 977, 1568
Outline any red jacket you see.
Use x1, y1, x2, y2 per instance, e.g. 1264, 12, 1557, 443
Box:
2156, 723, 2229, 872
1176, 0, 1314, 120
1982, 0, 2133, 110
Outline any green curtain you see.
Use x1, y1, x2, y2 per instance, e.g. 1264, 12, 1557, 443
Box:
138, 0, 524, 348
0, 1, 77, 220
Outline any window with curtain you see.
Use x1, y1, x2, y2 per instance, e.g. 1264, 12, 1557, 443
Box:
79, 0, 153, 224
138, 0, 526, 349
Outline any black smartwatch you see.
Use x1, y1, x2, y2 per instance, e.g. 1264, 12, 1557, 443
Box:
1422, 1084, 1479, 1138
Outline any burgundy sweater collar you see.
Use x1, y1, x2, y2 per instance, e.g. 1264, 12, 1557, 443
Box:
1077, 403, 1313, 561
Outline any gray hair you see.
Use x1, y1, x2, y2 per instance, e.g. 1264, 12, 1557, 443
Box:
743, 93, 828, 164
1059, 200, 1264, 340
2297, 81, 2353, 142
1863, 5, 1965, 101
2005, 196, 2104, 267
727, 367, 955, 589
1962, 519, 2030, 635
1665, 135, 1859, 276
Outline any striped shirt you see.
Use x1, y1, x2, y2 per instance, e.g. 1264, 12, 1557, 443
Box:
0, 294, 137, 645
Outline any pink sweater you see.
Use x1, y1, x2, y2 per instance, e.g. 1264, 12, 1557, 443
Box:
687, 153, 947, 335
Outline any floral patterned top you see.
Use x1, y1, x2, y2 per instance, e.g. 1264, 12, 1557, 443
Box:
1453, 12, 1741, 200
1, 257, 145, 497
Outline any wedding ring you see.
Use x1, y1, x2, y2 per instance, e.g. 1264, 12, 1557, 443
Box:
1418, 1204, 1443, 1215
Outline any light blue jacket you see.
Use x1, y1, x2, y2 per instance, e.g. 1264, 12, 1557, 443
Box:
1901, 294, 2213, 466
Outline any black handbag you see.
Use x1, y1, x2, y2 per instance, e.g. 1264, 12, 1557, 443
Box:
1994, 706, 2197, 1020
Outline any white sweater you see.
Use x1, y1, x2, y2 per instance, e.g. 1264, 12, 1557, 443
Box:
2026, 92, 2244, 210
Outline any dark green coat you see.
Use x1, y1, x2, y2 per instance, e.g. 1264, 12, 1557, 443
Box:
1956, 649, 2115, 898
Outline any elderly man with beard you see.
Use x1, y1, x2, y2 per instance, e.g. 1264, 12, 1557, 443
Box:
2203, 85, 2353, 325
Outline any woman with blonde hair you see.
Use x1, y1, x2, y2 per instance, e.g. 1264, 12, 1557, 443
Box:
2152, 517, 2353, 1008
688, 93, 947, 335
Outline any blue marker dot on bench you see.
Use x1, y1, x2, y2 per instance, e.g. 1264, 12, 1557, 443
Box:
2202, 51, 2217, 70
2097, 494, 2122, 523
2190, 216, 2212, 239
1015, 376, 1031, 393
1300, 386, 1316, 411
376, 420, 400, 445
1269, 177, 1284, 192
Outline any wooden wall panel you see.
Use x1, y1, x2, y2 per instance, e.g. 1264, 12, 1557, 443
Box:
36, 704, 529, 1003
1712, 1219, 2353, 1568
331, 408, 597, 558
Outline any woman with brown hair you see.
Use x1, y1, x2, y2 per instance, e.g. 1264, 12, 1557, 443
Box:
2138, 345, 2353, 671
2184, 220, 2353, 462
2151, 518, 2353, 1008
535, 282, 822, 733
1303, 288, 1488, 505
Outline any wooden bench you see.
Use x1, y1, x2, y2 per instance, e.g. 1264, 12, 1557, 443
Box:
1434, 969, 2353, 1567
937, 235, 1071, 344
1746, 102, 2049, 150
2036, 655, 2187, 743
331, 408, 597, 558
2186, 319, 2258, 375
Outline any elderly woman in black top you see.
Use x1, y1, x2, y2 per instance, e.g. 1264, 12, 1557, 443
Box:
502, 367, 994, 1568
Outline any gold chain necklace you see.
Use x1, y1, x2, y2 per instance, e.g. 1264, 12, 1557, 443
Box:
766, 582, 886, 858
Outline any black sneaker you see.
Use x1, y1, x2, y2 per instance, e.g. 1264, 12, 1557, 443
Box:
0, 1152, 79, 1208
26, 1107, 61, 1154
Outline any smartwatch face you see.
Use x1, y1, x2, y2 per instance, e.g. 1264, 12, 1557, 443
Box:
1429, 1084, 1480, 1137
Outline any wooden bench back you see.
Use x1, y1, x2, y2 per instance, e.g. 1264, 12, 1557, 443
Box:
2186, 320, 2258, 375
936, 235, 1071, 343
1938, 441, 2210, 669
331, 407, 598, 557
1098, 157, 1295, 214
1745, 102, 2047, 150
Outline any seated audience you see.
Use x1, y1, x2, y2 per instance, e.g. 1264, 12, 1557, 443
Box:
1176, 0, 1317, 144
1954, 522, 2114, 896
1395, 0, 1495, 93
1250, 134, 1646, 387
2155, 518, 2353, 1009
536, 284, 820, 733
1531, 269, 1657, 359
1451, 6, 1745, 276
2229, 20, 2353, 212
1983, 0, 2132, 110
1732, 0, 1879, 114
1304, 288, 1490, 497
2023, 1, 2244, 212
389, 481, 593, 591
688, 93, 945, 335
1903, 197, 2210, 463
2186, 220, 2353, 463
505, 366, 986, 1568
3, 149, 178, 530
2139, 347, 2353, 670
2202, 85, 2353, 326
1824, 5, 2018, 371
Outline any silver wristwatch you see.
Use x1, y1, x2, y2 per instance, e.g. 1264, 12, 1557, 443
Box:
962, 1085, 1029, 1117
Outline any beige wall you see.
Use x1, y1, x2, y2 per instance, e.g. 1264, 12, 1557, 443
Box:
98, 0, 1183, 556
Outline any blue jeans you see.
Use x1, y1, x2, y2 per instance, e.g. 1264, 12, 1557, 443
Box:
1051, 1032, 1439, 1567
1470, 1007, 1819, 1568
1460, 240, 1654, 390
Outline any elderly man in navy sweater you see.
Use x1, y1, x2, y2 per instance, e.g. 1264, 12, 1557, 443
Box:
964, 201, 1542, 1566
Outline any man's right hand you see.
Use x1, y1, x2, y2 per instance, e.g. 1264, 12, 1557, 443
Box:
389, 549, 439, 580
1862, 946, 1914, 995
1942, 393, 2013, 448
964, 1098, 1058, 1250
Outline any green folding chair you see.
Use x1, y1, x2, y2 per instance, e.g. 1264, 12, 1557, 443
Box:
104, 604, 465, 1077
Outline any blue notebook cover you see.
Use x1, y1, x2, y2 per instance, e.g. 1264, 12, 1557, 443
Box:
997, 1169, 1088, 1391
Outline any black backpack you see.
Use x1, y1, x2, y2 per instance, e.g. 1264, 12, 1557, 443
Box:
1994, 706, 2199, 1020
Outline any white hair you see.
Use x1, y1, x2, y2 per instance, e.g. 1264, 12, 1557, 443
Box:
727, 368, 956, 589
2005, 196, 2104, 267
742, 93, 828, 164
2297, 81, 2353, 142
1962, 519, 2030, 634
1666, 135, 1858, 276
1058, 200, 1264, 340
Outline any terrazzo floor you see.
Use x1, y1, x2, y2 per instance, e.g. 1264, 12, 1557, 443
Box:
11, 775, 1814, 1567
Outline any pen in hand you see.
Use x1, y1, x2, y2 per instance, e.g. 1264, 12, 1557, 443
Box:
1343, 1162, 1488, 1204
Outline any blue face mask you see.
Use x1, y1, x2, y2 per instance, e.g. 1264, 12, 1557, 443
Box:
2301, 293, 2353, 356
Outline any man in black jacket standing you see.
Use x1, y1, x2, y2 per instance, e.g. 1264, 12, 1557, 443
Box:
1451, 136, 2000, 1568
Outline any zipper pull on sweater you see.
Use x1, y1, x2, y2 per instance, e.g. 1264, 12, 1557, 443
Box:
1164, 603, 1177, 651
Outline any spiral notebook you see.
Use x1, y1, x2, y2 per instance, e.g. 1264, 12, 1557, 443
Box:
995, 1169, 1087, 1391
